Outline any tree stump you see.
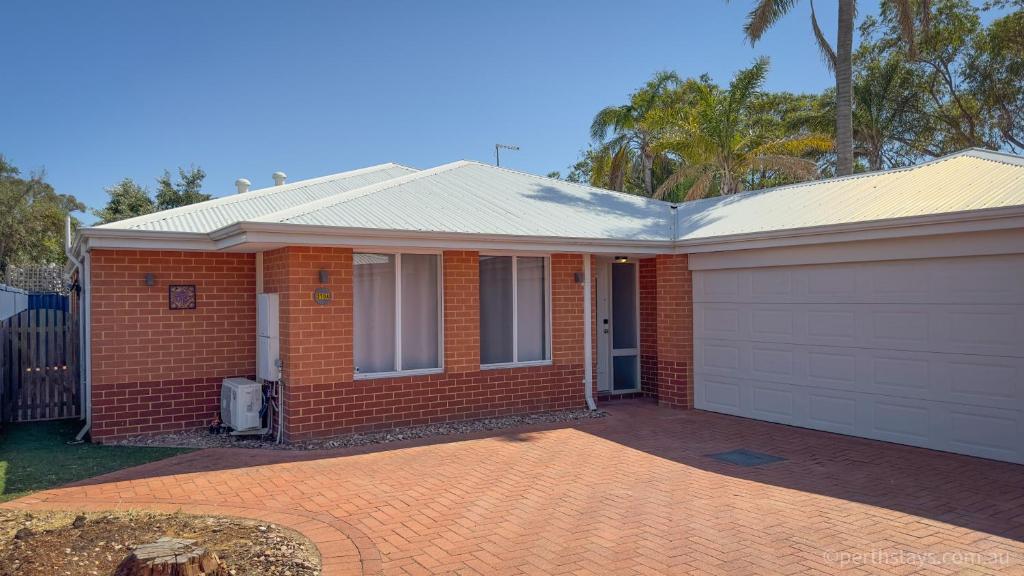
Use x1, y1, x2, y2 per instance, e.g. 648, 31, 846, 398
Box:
114, 537, 226, 576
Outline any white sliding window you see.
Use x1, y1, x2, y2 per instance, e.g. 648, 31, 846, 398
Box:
354, 253, 441, 376
479, 255, 550, 367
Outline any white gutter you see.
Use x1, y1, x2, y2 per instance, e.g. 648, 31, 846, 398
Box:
673, 205, 1024, 254
582, 254, 596, 411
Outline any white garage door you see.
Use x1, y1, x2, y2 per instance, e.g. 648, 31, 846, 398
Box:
694, 254, 1024, 464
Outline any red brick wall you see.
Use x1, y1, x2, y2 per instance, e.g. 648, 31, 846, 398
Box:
654, 253, 693, 408
89, 250, 256, 441
88, 247, 631, 441
262, 246, 354, 439
268, 249, 588, 441
639, 257, 659, 397
443, 251, 480, 373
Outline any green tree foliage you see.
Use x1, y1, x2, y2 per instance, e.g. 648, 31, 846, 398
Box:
735, 0, 930, 176
564, 1, 1021, 192
93, 165, 210, 224
653, 58, 833, 199
155, 166, 209, 210
0, 155, 85, 273
860, 0, 1024, 156
564, 63, 832, 201
92, 178, 155, 225
589, 71, 682, 195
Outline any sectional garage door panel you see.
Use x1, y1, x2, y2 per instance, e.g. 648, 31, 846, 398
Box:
693, 254, 1024, 464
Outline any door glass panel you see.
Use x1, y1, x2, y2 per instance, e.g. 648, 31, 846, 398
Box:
612, 263, 637, 349
613, 355, 638, 391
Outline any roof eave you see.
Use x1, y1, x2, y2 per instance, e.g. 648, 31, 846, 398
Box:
674, 204, 1024, 253
216, 222, 672, 254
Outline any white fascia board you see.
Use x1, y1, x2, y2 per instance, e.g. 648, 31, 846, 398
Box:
673, 205, 1024, 254
213, 222, 670, 255
78, 228, 216, 252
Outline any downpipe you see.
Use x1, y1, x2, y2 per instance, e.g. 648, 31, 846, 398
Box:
64, 217, 92, 443
582, 254, 596, 411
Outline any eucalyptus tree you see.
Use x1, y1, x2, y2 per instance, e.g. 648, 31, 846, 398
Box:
653, 58, 832, 200
589, 71, 681, 195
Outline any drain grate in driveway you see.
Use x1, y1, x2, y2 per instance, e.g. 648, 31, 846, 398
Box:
707, 448, 786, 467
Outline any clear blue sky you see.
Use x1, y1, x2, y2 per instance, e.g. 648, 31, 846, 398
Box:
0, 1, 914, 223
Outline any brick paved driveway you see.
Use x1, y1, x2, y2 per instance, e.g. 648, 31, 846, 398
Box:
6, 401, 1023, 575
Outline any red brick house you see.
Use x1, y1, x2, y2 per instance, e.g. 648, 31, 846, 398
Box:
68, 150, 1024, 464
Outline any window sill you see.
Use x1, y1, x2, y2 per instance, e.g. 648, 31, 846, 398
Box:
480, 360, 553, 371
353, 367, 443, 380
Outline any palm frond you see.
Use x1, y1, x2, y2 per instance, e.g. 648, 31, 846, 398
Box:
653, 166, 696, 200
590, 105, 633, 142
755, 133, 834, 157
744, 0, 799, 43
608, 147, 630, 191
728, 57, 770, 111
751, 154, 819, 180
683, 172, 715, 202
810, 0, 837, 73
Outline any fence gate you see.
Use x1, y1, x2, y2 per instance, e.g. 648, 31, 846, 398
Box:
0, 307, 80, 422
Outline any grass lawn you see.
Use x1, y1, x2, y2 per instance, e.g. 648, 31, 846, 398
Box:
0, 419, 192, 502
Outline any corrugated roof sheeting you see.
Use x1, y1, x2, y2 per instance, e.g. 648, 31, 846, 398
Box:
676, 150, 1024, 240
261, 161, 677, 241
89, 149, 1024, 243
97, 164, 416, 233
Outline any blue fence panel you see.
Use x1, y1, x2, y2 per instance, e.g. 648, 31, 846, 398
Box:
27, 293, 69, 313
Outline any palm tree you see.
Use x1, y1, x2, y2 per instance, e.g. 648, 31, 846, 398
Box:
737, 0, 927, 177
853, 55, 924, 170
590, 71, 680, 195
653, 58, 832, 200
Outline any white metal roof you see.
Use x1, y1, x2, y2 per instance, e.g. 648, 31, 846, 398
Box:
85, 148, 1024, 250
676, 149, 1024, 241
96, 163, 417, 233
251, 161, 676, 241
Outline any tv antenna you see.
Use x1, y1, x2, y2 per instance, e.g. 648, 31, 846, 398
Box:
495, 143, 520, 167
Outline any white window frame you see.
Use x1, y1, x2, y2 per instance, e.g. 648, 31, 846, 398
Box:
479, 253, 553, 370
353, 250, 444, 380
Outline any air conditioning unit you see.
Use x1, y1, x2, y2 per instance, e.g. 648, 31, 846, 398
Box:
221, 377, 262, 431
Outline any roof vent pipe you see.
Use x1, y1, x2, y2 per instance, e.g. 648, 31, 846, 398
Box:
272, 171, 287, 186
235, 178, 251, 194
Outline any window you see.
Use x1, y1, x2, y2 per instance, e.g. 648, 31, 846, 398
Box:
479, 255, 550, 366
353, 253, 441, 376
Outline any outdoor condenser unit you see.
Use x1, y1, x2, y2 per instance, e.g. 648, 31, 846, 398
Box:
221, 377, 263, 431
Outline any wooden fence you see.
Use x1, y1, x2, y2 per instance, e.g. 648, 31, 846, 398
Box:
0, 308, 80, 422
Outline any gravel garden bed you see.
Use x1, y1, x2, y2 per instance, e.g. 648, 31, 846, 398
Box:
0, 509, 319, 576
113, 408, 607, 450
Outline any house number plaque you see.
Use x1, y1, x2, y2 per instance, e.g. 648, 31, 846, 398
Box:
313, 287, 332, 305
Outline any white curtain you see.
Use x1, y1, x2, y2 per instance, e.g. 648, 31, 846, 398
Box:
353, 253, 396, 373
516, 257, 547, 361
401, 254, 439, 370
479, 256, 514, 364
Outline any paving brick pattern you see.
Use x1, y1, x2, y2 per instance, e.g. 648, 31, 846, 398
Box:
7, 402, 1023, 575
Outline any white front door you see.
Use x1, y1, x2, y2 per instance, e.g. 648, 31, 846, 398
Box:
596, 257, 641, 393
694, 253, 1024, 464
